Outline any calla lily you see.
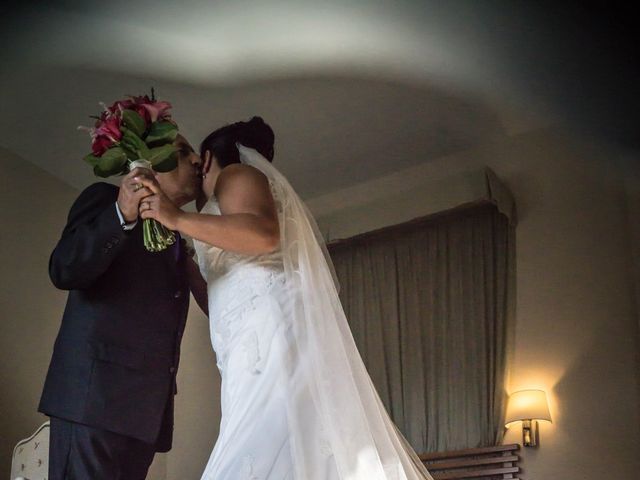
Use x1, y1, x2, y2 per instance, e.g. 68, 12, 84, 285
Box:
142, 101, 172, 123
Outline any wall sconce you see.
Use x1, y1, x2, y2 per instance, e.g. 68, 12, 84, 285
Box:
505, 389, 552, 447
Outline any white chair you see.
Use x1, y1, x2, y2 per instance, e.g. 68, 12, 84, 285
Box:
10, 421, 50, 480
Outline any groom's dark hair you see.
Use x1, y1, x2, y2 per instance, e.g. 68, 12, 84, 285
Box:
200, 116, 275, 168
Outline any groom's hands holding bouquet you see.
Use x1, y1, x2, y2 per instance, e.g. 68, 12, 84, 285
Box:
117, 167, 156, 223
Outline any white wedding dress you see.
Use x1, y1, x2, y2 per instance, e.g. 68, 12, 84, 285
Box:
193, 145, 433, 480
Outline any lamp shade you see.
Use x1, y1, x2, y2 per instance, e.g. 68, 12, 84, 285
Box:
505, 389, 552, 425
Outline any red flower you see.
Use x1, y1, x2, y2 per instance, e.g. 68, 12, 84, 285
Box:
107, 97, 151, 125
95, 115, 122, 140
91, 115, 122, 156
92, 135, 115, 156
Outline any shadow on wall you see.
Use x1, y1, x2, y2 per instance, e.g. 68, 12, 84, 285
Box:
0, 147, 79, 477
510, 323, 640, 480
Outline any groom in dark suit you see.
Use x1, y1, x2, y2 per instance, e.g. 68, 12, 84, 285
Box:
39, 136, 204, 479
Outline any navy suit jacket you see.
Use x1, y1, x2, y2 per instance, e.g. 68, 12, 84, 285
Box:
39, 182, 190, 451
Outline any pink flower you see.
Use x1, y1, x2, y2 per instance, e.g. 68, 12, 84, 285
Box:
141, 100, 172, 122
106, 95, 172, 124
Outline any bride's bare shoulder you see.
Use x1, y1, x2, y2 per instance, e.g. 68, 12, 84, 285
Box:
217, 163, 267, 187
214, 163, 271, 205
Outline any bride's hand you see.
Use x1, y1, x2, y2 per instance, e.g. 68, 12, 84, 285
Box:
137, 176, 183, 231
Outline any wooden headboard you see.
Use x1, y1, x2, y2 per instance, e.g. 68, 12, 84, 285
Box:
420, 443, 521, 479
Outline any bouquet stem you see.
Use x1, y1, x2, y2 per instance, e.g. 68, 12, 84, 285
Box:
129, 159, 176, 253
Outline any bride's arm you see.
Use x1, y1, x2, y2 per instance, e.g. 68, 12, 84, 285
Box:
139, 164, 280, 255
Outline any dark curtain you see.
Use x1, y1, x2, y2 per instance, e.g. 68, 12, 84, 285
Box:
328, 203, 515, 453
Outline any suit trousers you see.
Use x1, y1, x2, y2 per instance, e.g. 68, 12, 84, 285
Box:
48, 416, 156, 480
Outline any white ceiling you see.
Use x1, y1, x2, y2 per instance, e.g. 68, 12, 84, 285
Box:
1, 1, 636, 198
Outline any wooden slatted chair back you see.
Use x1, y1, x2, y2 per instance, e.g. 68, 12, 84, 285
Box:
420, 443, 521, 479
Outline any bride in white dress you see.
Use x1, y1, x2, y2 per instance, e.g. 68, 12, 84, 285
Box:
139, 117, 433, 479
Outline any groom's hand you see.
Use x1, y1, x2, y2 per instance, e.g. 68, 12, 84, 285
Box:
117, 168, 155, 223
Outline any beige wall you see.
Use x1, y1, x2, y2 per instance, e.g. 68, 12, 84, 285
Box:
621, 155, 640, 335
308, 128, 640, 479
621, 154, 640, 445
0, 149, 77, 474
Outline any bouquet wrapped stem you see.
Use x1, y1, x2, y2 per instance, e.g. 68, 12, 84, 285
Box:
129, 159, 176, 252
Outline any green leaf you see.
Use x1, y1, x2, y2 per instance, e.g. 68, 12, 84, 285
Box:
93, 146, 128, 177
154, 154, 178, 173
148, 144, 178, 172
145, 121, 178, 146
120, 144, 137, 161
122, 109, 146, 138
121, 128, 150, 160
83, 153, 100, 167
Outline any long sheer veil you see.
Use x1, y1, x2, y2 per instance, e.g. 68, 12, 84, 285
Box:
238, 144, 433, 480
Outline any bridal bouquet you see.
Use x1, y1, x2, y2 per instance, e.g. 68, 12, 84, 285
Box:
80, 89, 179, 252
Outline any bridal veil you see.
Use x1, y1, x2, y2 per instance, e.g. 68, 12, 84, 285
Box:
237, 144, 432, 480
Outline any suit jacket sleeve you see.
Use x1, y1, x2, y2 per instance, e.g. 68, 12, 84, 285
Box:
49, 182, 132, 290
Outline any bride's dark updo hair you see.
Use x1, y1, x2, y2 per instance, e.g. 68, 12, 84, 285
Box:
200, 116, 275, 168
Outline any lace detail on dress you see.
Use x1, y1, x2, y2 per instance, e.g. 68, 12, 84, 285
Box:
241, 454, 259, 480
192, 193, 287, 379
242, 331, 262, 374
317, 421, 334, 457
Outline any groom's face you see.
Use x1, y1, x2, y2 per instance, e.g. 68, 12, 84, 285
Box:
156, 135, 202, 206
